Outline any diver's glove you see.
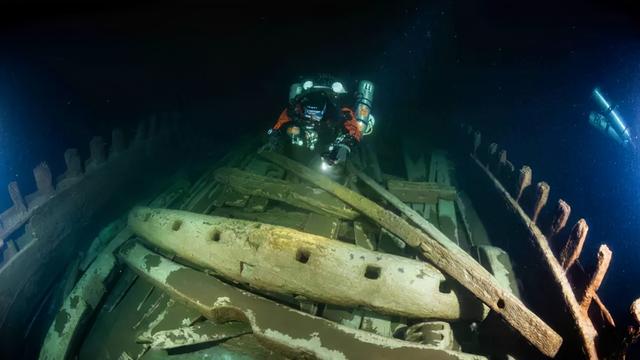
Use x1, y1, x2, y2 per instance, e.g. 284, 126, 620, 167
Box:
264, 128, 282, 151
321, 137, 353, 166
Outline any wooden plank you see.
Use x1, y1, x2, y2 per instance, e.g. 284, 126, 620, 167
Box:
130, 207, 479, 320
119, 243, 488, 360
215, 167, 358, 220
260, 151, 562, 357
303, 213, 339, 239
432, 152, 459, 246
353, 221, 375, 250
211, 207, 308, 231
470, 154, 597, 360
387, 180, 457, 204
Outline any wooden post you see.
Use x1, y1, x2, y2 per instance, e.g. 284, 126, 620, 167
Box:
134, 121, 147, 144
260, 151, 562, 357
470, 154, 598, 359
579, 245, 612, 312
89, 136, 106, 165
531, 181, 550, 223
473, 131, 481, 155
515, 166, 532, 202
64, 149, 83, 177
33, 162, 54, 195
110, 129, 125, 157
496, 149, 507, 176
560, 219, 589, 270
547, 199, 571, 240
632, 298, 640, 325
8, 182, 26, 213
487, 143, 498, 168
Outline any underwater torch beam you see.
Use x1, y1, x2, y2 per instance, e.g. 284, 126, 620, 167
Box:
260, 151, 562, 358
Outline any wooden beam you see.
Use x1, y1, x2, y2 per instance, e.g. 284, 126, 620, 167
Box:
129, 207, 481, 320
515, 166, 532, 202
560, 219, 589, 271
547, 199, 571, 240
531, 182, 550, 223
259, 151, 562, 358
386, 179, 457, 204
214, 167, 358, 220
580, 245, 612, 313
470, 154, 598, 360
119, 242, 488, 360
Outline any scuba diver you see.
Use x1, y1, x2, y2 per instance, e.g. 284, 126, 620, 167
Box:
266, 75, 375, 168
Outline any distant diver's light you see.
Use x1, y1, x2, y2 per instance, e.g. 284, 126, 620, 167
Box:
331, 82, 345, 93
591, 88, 633, 147
303, 80, 314, 90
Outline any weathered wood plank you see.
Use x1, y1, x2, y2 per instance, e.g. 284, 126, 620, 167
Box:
579, 245, 612, 312
129, 207, 482, 320
470, 154, 597, 360
560, 219, 589, 271
119, 243, 488, 360
354, 221, 375, 250
387, 179, 457, 204
214, 167, 358, 220
260, 151, 562, 357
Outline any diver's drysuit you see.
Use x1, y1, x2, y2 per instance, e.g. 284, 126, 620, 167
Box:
267, 77, 375, 167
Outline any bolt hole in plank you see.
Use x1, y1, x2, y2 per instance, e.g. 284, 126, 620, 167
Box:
439, 280, 452, 294
296, 249, 310, 264
211, 230, 221, 242
172, 220, 183, 231
364, 265, 381, 280
497, 298, 505, 309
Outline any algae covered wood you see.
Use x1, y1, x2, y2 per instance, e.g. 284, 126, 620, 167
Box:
214, 167, 358, 220
129, 207, 483, 320
387, 179, 457, 204
118, 242, 489, 360
260, 151, 562, 358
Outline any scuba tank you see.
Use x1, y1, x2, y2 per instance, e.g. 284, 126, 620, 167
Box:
355, 80, 375, 135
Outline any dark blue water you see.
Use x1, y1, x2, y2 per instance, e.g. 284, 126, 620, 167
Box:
2, 1, 640, 355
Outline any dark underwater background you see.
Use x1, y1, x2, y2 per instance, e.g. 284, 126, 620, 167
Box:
1, 0, 639, 347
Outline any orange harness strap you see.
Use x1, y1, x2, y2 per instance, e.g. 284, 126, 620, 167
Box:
272, 108, 291, 130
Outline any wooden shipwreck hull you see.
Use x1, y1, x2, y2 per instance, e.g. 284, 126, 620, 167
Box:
33, 125, 639, 359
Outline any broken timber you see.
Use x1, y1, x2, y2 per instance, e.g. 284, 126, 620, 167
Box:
259, 151, 562, 358
386, 179, 456, 204
118, 242, 488, 360
129, 207, 483, 320
214, 167, 358, 220
470, 154, 598, 360
39, 180, 190, 360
